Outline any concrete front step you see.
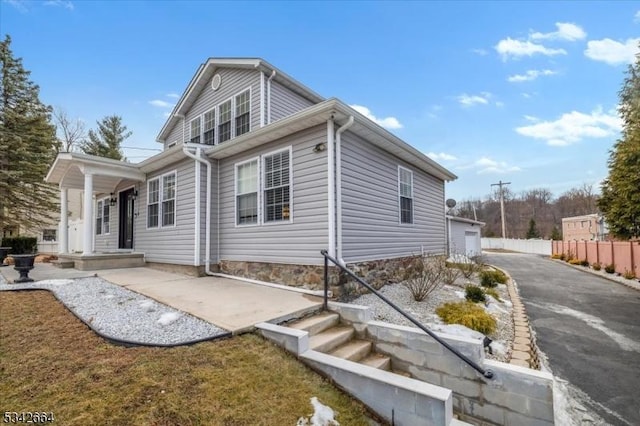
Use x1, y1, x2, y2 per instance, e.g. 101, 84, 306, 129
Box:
289, 312, 339, 336
309, 326, 354, 353
329, 339, 372, 362
360, 352, 391, 370
51, 259, 74, 269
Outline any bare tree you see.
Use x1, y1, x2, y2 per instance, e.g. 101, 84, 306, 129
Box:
52, 107, 86, 152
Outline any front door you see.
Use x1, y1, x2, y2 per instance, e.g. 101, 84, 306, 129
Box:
119, 188, 135, 249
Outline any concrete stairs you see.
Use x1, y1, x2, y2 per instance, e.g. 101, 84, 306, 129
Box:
288, 312, 398, 376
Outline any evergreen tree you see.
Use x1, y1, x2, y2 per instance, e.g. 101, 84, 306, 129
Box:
82, 115, 131, 161
598, 48, 640, 240
525, 218, 540, 239
0, 35, 58, 232
550, 226, 562, 241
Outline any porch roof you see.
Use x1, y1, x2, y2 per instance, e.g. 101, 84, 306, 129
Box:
45, 152, 145, 193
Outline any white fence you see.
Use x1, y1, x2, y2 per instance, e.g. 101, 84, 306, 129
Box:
481, 238, 552, 256
36, 218, 84, 255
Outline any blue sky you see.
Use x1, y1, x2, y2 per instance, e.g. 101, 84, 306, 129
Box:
1, 1, 638, 202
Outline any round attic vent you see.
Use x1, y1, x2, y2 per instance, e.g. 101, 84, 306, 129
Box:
446, 198, 457, 209
211, 74, 222, 91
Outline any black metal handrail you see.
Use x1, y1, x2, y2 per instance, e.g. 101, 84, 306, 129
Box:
321, 250, 494, 379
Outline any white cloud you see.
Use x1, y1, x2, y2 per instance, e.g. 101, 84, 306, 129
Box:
457, 93, 490, 107
166, 93, 180, 99
522, 92, 532, 99
474, 157, 521, 174
523, 115, 539, 122
495, 38, 566, 60
44, 0, 74, 10
4, 0, 28, 12
472, 48, 489, 56
516, 107, 622, 146
149, 99, 174, 108
495, 101, 505, 108
635, 11, 640, 23
584, 38, 640, 66
426, 152, 457, 161
507, 69, 556, 83
530, 22, 586, 41
350, 105, 402, 129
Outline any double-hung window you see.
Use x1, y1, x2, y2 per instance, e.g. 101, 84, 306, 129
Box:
203, 109, 215, 145
235, 90, 250, 137
147, 172, 176, 228
147, 179, 160, 228
399, 167, 413, 224
264, 149, 291, 222
162, 173, 176, 226
235, 159, 258, 225
218, 100, 232, 143
96, 199, 110, 235
190, 117, 201, 144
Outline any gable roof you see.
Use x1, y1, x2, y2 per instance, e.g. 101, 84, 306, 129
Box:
197, 98, 457, 182
156, 58, 325, 143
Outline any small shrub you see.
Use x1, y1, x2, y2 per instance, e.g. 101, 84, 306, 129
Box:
465, 285, 486, 303
483, 287, 502, 302
0, 237, 37, 254
455, 261, 477, 279
479, 269, 507, 287
441, 266, 461, 286
592, 262, 602, 271
580, 259, 590, 267
568, 258, 582, 265
436, 301, 497, 335
559, 253, 566, 261
604, 264, 616, 274
623, 270, 636, 280
551, 253, 563, 260
397, 253, 446, 301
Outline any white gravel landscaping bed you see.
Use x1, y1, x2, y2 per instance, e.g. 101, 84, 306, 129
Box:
0, 274, 229, 345
349, 276, 514, 362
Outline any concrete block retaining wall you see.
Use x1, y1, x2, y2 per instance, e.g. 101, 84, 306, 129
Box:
332, 304, 555, 426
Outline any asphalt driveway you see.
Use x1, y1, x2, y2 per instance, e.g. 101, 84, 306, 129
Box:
485, 253, 640, 426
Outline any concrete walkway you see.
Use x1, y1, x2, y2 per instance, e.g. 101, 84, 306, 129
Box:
0, 264, 323, 334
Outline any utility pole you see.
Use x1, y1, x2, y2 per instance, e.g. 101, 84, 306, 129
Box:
491, 180, 511, 238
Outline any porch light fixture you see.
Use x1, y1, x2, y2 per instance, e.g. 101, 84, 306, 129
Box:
109, 193, 117, 207
131, 190, 138, 201
312, 142, 326, 153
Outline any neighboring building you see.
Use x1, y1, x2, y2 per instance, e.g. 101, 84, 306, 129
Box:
562, 214, 608, 241
446, 215, 484, 260
45, 58, 456, 287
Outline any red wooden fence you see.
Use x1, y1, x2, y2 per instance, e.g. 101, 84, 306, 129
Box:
552, 240, 640, 277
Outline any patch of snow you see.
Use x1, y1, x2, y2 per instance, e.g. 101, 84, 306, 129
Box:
297, 397, 339, 426
485, 299, 508, 315
157, 312, 181, 326
139, 300, 154, 309
103, 294, 115, 299
37, 279, 74, 286
489, 340, 507, 356
430, 323, 484, 340
454, 290, 465, 299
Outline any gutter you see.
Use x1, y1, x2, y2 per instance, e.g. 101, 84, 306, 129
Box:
335, 116, 354, 264
182, 145, 212, 272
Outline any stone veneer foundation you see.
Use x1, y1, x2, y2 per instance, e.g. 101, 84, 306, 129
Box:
218, 256, 414, 297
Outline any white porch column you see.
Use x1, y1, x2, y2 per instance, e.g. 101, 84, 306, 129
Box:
83, 173, 94, 255
59, 188, 69, 254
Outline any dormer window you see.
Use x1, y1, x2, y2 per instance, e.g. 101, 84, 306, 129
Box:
235, 90, 250, 137
218, 100, 232, 143
190, 117, 201, 144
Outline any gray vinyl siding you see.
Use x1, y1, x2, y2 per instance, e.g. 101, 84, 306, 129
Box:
218, 125, 328, 265
196, 159, 219, 264
341, 132, 446, 262
134, 158, 198, 265
164, 119, 184, 149
270, 80, 316, 123
163, 68, 261, 149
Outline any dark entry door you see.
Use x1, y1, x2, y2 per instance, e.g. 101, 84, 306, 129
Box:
119, 188, 135, 249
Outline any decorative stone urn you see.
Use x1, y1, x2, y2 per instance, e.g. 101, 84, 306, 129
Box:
12, 254, 36, 283
0, 247, 10, 267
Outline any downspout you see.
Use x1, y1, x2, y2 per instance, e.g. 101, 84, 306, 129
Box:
183, 145, 212, 273
327, 119, 336, 258
267, 70, 276, 124
335, 116, 354, 265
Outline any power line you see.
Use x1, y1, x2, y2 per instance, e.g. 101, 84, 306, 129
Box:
491, 180, 511, 238
121, 146, 162, 152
